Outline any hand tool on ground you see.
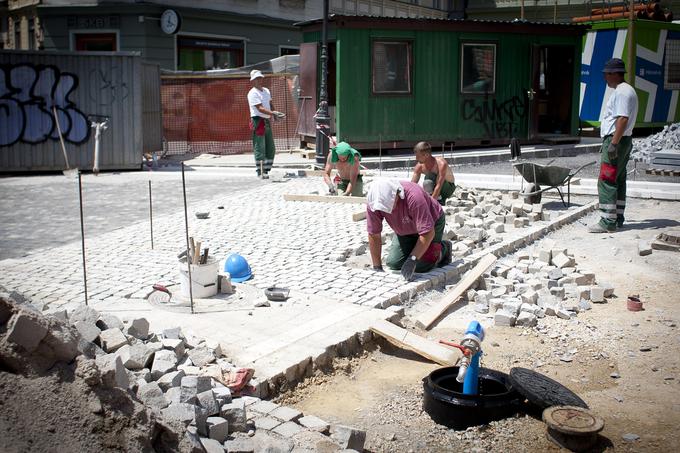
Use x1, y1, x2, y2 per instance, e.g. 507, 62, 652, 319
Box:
200, 247, 209, 264
52, 106, 78, 178
194, 241, 202, 265
153, 283, 171, 295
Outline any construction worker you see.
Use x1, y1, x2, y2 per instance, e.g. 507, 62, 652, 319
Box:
323, 141, 363, 196
366, 179, 452, 281
589, 58, 638, 233
410, 141, 456, 206
247, 69, 284, 179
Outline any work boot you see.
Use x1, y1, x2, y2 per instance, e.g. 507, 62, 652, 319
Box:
587, 222, 611, 233
617, 216, 625, 228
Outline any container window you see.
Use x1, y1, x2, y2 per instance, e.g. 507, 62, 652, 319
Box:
665, 39, 680, 90
372, 41, 412, 94
177, 36, 244, 71
461, 43, 496, 94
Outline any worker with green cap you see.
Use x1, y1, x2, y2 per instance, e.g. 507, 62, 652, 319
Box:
323, 141, 363, 197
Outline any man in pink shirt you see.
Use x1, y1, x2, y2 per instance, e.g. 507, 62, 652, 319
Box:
366, 180, 452, 281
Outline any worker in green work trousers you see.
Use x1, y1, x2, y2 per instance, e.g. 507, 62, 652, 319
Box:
323, 141, 363, 196
410, 141, 456, 205
247, 69, 284, 179
588, 58, 638, 233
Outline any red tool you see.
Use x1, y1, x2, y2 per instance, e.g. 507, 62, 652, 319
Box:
153, 284, 171, 295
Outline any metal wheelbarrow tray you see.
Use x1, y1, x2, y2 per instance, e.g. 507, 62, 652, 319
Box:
512, 160, 596, 206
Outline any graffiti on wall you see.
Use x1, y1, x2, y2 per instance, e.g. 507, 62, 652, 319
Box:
89, 68, 129, 107
0, 64, 90, 147
461, 95, 528, 139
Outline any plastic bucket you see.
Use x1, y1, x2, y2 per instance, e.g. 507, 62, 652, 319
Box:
178, 258, 219, 298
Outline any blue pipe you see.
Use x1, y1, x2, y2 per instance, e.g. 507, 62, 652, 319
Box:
463, 352, 481, 395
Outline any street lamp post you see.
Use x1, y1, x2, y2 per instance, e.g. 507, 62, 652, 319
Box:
315, 0, 330, 166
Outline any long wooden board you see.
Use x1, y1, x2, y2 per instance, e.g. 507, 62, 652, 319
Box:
415, 254, 497, 330
283, 194, 367, 204
370, 319, 457, 366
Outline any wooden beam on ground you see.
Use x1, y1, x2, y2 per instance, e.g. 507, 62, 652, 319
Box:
415, 254, 497, 330
283, 194, 367, 204
352, 210, 366, 221
370, 319, 457, 366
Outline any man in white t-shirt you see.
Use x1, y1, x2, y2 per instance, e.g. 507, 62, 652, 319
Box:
589, 58, 638, 233
247, 70, 284, 178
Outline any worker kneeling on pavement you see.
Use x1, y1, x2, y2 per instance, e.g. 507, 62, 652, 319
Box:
366, 179, 452, 281
324, 141, 363, 196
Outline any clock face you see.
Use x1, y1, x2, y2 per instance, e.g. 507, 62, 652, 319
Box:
160, 9, 180, 35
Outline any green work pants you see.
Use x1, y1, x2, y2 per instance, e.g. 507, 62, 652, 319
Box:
424, 172, 456, 206
385, 213, 449, 273
597, 135, 632, 230
337, 175, 364, 197
252, 117, 275, 176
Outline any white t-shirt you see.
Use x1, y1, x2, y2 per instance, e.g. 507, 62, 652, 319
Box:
247, 87, 271, 119
600, 82, 638, 137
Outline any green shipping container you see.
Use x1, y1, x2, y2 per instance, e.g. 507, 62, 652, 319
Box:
297, 16, 587, 149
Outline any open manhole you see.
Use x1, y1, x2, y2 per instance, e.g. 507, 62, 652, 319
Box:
147, 283, 264, 313
422, 366, 521, 429
543, 405, 604, 452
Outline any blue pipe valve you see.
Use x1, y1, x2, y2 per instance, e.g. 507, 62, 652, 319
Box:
456, 320, 485, 395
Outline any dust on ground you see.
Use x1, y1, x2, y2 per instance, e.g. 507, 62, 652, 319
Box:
277, 197, 680, 453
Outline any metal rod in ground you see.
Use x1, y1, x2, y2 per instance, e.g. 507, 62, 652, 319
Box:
78, 171, 89, 306
181, 163, 195, 314
148, 180, 154, 250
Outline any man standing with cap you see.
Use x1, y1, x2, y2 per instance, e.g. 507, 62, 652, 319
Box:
589, 58, 638, 233
247, 69, 284, 178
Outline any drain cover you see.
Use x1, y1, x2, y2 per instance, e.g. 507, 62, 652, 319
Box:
509, 367, 588, 410
543, 406, 604, 452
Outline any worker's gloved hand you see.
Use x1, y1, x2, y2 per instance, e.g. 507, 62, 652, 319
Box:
327, 185, 337, 195
607, 141, 619, 161
272, 111, 286, 119
400, 257, 417, 281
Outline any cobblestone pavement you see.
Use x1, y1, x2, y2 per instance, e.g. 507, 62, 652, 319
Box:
0, 169, 598, 316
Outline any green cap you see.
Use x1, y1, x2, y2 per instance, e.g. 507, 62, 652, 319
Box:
331, 142, 361, 165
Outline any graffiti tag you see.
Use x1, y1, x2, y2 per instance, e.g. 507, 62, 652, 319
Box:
89, 67, 129, 106
0, 63, 90, 147
461, 95, 527, 139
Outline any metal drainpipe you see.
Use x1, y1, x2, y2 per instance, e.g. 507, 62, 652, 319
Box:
627, 0, 635, 85
315, 0, 330, 167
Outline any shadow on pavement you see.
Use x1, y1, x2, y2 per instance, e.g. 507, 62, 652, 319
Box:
621, 218, 680, 231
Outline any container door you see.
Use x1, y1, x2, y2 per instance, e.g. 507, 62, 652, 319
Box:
533, 45, 575, 137
528, 45, 541, 140
297, 42, 318, 138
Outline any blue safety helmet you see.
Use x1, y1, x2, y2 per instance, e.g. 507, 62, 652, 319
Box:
224, 254, 252, 283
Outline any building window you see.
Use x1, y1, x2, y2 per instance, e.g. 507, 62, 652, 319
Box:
280, 46, 299, 56
177, 36, 244, 71
74, 33, 117, 51
461, 43, 496, 94
372, 41, 412, 94
14, 19, 20, 49
665, 39, 680, 90
28, 18, 35, 50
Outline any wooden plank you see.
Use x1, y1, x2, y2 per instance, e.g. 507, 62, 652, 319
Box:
283, 193, 367, 204
370, 319, 457, 366
415, 254, 497, 330
352, 210, 366, 221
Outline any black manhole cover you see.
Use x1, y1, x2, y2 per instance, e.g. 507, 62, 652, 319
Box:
509, 367, 588, 410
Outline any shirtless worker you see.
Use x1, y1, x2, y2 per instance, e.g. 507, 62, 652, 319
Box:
323, 141, 363, 196
410, 141, 456, 205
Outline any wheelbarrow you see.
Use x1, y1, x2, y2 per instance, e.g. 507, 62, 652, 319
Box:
513, 160, 596, 206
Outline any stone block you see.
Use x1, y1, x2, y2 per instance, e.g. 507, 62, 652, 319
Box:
502, 301, 522, 315
165, 386, 181, 404
199, 437, 224, 453
579, 299, 593, 311
511, 203, 524, 215
590, 286, 605, 303
254, 416, 281, 431
213, 387, 232, 406
270, 405, 303, 422
127, 318, 150, 340
161, 402, 197, 425
532, 203, 543, 213
520, 290, 538, 305
69, 306, 100, 325
638, 240, 653, 256
504, 213, 516, 224
474, 303, 489, 314
552, 253, 574, 269
273, 421, 303, 438
188, 347, 216, 368
299, 415, 330, 433
7, 312, 48, 352
494, 310, 516, 327
489, 298, 505, 312
162, 327, 182, 340
600, 282, 615, 297
547, 268, 563, 280
250, 399, 279, 415
332, 425, 367, 452
99, 328, 128, 353
224, 438, 254, 453
557, 276, 575, 287
74, 320, 101, 343
197, 390, 220, 416
157, 370, 185, 391
220, 399, 247, 433
151, 349, 178, 380
118, 343, 154, 371
569, 273, 589, 286
516, 312, 537, 327
492, 223, 505, 233
556, 309, 573, 320
96, 314, 124, 331
206, 416, 229, 443
96, 354, 129, 389
520, 303, 540, 315
137, 382, 170, 410
513, 217, 526, 228
549, 287, 565, 299
161, 338, 186, 358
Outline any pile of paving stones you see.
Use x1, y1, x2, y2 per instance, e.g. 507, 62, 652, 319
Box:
442, 188, 559, 258
464, 238, 614, 327
632, 122, 680, 162
62, 306, 367, 452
